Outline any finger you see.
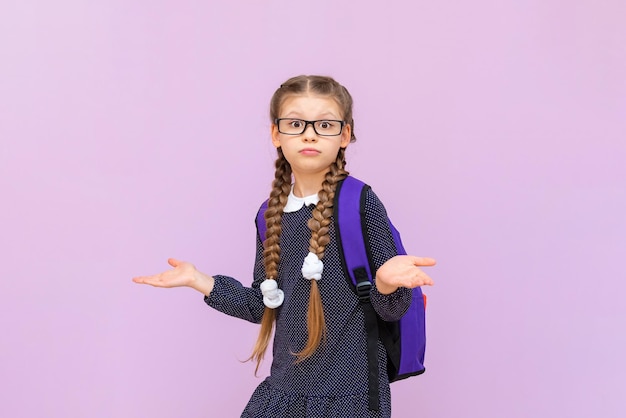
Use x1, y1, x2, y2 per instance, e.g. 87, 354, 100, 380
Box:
168, 258, 180, 267
133, 275, 165, 287
411, 279, 433, 288
132, 275, 155, 285
409, 256, 437, 267
422, 277, 434, 286
412, 270, 434, 287
420, 277, 434, 286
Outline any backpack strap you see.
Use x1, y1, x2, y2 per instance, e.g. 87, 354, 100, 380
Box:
335, 176, 373, 286
256, 199, 269, 243
334, 176, 381, 412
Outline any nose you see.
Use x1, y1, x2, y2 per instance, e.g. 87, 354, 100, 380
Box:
302, 123, 318, 142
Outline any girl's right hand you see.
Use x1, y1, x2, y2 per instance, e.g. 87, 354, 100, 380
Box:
132, 258, 215, 295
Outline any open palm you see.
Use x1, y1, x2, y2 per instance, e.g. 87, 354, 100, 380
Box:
132, 258, 197, 288
376, 255, 436, 293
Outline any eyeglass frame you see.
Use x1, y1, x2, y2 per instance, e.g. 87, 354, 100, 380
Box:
274, 118, 346, 136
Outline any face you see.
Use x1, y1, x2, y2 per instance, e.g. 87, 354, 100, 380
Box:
271, 94, 351, 179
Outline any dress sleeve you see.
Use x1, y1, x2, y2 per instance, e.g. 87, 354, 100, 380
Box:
203, 212, 267, 324
362, 188, 413, 322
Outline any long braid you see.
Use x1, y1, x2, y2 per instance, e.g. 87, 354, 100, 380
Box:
294, 149, 349, 361
263, 149, 293, 278
251, 74, 356, 368
249, 149, 292, 373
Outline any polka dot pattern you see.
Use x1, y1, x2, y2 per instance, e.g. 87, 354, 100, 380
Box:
206, 188, 412, 417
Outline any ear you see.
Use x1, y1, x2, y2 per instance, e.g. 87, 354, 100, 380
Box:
340, 123, 351, 148
271, 123, 281, 148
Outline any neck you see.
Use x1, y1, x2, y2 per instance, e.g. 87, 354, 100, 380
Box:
292, 171, 328, 197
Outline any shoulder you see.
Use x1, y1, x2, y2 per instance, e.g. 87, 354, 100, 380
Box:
255, 199, 269, 220
338, 176, 388, 216
363, 186, 389, 223
257, 198, 269, 213
254, 199, 269, 238
340, 177, 399, 256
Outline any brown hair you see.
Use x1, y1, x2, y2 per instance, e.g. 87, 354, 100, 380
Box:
249, 75, 356, 371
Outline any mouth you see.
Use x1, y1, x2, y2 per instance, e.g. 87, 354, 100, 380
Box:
299, 148, 321, 155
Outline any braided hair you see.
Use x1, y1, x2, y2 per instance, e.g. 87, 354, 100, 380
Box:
249, 75, 357, 371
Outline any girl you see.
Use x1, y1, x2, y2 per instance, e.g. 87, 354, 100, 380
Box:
133, 75, 435, 417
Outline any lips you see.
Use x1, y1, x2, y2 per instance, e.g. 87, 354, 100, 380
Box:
299, 148, 321, 155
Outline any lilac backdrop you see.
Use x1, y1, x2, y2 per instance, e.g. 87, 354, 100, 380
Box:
1, 1, 624, 417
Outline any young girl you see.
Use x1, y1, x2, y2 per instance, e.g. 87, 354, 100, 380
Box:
133, 75, 435, 417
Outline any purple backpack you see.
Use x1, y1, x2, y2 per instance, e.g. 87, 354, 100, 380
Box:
256, 176, 426, 411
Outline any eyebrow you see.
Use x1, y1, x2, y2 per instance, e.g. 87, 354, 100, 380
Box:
282, 112, 341, 119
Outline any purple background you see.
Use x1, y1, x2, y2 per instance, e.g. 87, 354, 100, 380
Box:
1, 1, 625, 417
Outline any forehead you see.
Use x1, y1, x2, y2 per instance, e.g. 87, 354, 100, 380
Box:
279, 94, 343, 119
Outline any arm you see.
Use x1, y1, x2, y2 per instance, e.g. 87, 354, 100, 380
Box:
203, 232, 267, 323
362, 189, 435, 321
132, 215, 269, 324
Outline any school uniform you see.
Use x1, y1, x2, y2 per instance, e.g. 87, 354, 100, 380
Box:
205, 188, 411, 418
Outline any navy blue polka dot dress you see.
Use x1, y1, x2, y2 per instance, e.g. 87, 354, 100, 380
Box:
205, 188, 412, 417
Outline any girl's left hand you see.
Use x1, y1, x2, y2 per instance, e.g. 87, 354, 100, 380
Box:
375, 255, 436, 294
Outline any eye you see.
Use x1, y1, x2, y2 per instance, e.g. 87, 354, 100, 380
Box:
289, 119, 304, 128
318, 121, 332, 130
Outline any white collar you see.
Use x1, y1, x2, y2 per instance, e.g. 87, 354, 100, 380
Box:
283, 186, 319, 213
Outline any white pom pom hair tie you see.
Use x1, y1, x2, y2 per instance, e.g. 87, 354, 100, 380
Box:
260, 279, 284, 309
260, 252, 322, 308
301, 252, 324, 281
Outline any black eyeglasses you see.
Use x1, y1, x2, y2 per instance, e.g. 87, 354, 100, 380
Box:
275, 118, 345, 136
